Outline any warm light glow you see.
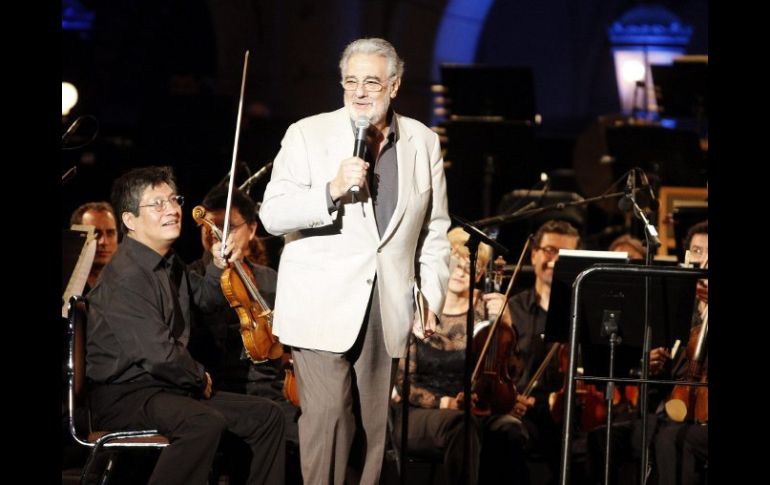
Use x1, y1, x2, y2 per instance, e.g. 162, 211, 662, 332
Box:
62, 82, 78, 116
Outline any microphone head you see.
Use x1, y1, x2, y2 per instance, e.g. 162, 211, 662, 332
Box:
618, 195, 633, 212
355, 115, 370, 129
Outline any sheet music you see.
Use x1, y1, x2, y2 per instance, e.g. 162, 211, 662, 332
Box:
62, 225, 96, 318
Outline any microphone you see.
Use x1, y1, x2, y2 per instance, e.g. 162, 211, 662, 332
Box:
637, 169, 659, 211
618, 169, 636, 212
351, 115, 370, 194
61, 117, 83, 143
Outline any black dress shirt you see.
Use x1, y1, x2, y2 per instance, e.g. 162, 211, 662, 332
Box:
508, 287, 562, 402
86, 236, 225, 393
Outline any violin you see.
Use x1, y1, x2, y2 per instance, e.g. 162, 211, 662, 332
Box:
471, 248, 526, 416
549, 344, 608, 432
193, 205, 283, 363
665, 305, 708, 423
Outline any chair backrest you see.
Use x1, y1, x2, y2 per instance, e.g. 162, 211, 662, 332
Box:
67, 295, 92, 447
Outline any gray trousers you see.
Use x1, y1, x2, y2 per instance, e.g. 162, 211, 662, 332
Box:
292, 283, 397, 485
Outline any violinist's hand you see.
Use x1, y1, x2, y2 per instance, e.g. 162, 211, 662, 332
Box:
510, 394, 535, 418
210, 234, 243, 269
649, 347, 671, 376
202, 372, 213, 399
330, 157, 369, 201
482, 292, 512, 326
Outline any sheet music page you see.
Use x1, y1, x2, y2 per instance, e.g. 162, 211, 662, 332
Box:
62, 225, 96, 318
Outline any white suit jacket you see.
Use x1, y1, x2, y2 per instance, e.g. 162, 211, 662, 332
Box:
259, 107, 450, 357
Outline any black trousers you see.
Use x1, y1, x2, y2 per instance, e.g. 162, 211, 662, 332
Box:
91, 385, 285, 485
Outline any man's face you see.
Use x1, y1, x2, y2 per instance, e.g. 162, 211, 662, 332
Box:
342, 53, 400, 128
201, 207, 257, 257
688, 233, 708, 264
124, 183, 182, 254
531, 232, 579, 287
81, 209, 118, 267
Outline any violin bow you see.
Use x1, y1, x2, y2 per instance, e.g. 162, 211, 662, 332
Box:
221, 50, 250, 258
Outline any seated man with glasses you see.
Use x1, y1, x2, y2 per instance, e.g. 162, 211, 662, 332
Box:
260, 37, 450, 484
506, 219, 580, 481
86, 166, 285, 485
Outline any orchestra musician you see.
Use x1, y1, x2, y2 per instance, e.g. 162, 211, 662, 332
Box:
393, 227, 525, 485
86, 166, 285, 484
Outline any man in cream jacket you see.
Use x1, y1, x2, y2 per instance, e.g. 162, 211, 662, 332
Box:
260, 38, 450, 485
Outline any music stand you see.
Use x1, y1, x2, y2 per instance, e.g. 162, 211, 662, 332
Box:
443, 120, 536, 220
546, 252, 696, 374
439, 64, 536, 121
651, 62, 708, 121
605, 124, 707, 188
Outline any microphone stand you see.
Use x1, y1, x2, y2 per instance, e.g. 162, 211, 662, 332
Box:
472, 191, 628, 229
449, 214, 508, 484
624, 186, 661, 485
239, 161, 274, 193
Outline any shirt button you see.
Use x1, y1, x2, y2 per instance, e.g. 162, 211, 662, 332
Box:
366, 279, 373, 285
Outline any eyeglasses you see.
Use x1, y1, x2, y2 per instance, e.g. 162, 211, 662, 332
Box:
341, 78, 388, 92
213, 220, 247, 233
533, 245, 560, 257
689, 245, 707, 257
139, 195, 185, 213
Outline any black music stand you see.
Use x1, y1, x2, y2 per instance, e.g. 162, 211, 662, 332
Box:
605, 124, 707, 188
439, 64, 536, 121
651, 62, 708, 122
546, 253, 696, 374
443, 120, 536, 221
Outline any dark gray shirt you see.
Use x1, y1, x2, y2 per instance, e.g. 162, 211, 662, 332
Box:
86, 236, 225, 392
326, 112, 399, 238
368, 113, 399, 238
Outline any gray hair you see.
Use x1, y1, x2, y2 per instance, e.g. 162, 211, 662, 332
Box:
339, 38, 404, 80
